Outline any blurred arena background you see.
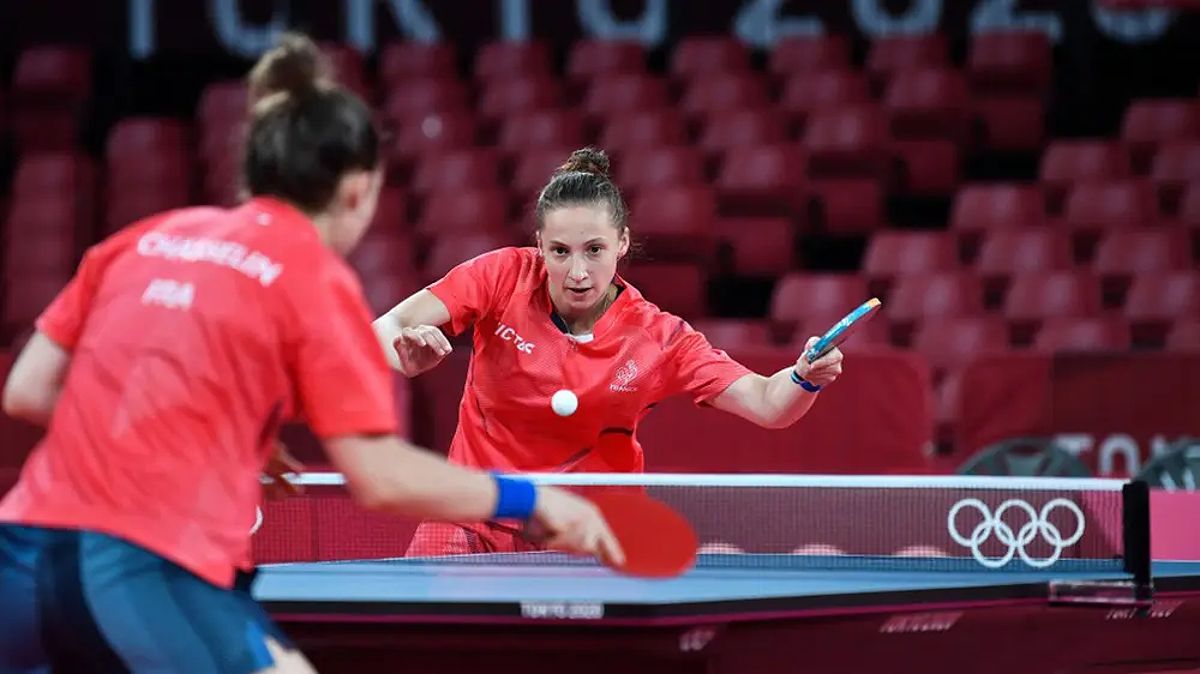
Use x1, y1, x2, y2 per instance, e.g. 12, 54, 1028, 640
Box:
0, 0, 1199, 491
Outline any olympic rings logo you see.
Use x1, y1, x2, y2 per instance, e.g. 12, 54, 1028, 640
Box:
947, 498, 1086, 569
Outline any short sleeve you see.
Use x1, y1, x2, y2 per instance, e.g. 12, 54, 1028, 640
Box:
426, 247, 523, 335
663, 320, 752, 405
288, 263, 399, 439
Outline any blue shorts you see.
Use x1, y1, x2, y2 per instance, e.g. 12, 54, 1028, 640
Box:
0, 524, 294, 674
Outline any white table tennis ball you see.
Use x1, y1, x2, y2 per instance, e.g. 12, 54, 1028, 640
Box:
551, 389, 578, 417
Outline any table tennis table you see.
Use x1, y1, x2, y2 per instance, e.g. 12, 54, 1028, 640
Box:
252, 553, 1200, 674
250, 473, 1200, 673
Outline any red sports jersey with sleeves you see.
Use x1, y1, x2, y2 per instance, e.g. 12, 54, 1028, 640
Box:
427, 247, 750, 473
0, 197, 397, 589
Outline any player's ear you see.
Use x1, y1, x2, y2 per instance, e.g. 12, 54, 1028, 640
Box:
617, 228, 630, 259
336, 170, 373, 212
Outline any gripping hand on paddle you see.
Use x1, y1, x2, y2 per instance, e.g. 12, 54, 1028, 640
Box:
795, 336, 845, 388
530, 486, 626, 568
392, 325, 453, 377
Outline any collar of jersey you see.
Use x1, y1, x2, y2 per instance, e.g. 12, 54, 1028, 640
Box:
243, 196, 317, 233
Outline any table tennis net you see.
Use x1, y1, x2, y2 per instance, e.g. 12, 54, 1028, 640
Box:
252, 473, 1131, 574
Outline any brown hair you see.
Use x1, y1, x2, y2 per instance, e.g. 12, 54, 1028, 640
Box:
535, 147, 629, 237
242, 33, 380, 213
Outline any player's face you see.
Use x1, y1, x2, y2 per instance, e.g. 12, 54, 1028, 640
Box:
328, 168, 384, 254
538, 206, 629, 317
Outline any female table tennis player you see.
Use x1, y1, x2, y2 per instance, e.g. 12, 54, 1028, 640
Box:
374, 148, 845, 557
0, 35, 620, 674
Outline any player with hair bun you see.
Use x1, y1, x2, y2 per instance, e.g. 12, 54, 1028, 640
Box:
0, 35, 621, 674
375, 147, 846, 557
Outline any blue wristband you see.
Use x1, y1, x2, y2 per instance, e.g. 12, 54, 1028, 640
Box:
790, 369, 822, 393
491, 473, 537, 520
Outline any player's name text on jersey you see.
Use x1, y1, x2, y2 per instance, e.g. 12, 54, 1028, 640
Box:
137, 232, 283, 287
495, 323, 535, 354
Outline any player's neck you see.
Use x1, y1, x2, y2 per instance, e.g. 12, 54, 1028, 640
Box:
557, 284, 618, 335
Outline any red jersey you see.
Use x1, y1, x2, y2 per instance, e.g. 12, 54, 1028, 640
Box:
0, 197, 397, 588
427, 247, 750, 473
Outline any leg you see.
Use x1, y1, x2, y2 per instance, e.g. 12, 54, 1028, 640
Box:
77, 531, 303, 674
0, 525, 50, 674
251, 638, 318, 674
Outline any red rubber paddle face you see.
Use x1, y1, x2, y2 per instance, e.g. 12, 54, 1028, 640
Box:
589, 490, 698, 578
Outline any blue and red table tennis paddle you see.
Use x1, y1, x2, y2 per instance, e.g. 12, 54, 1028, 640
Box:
804, 297, 883, 363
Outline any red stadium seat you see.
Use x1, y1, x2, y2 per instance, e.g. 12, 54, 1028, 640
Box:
1003, 272, 1102, 322
1061, 180, 1159, 254
865, 34, 949, 87
411, 149, 501, 196
348, 233, 416, 277
509, 147, 576, 198
975, 229, 1072, 279
599, 110, 689, 154
567, 40, 646, 83
417, 189, 509, 238
7, 192, 82, 242
806, 179, 886, 235
912, 316, 1010, 374
381, 80, 469, 121
105, 187, 190, 233
862, 231, 959, 282
12, 46, 91, 101
768, 36, 852, 78
1121, 99, 1200, 173
107, 149, 191, 198
359, 271, 423, 316
1093, 229, 1191, 277
617, 147, 707, 195
688, 319, 772, 349
891, 139, 961, 196
379, 42, 457, 83
4, 274, 68, 334
769, 273, 870, 327
777, 71, 871, 131
802, 105, 890, 178
473, 41, 551, 81
422, 233, 520, 283
497, 110, 585, 155
197, 81, 248, 128
1180, 182, 1200, 227
951, 183, 1047, 255
714, 145, 807, 217
680, 74, 769, 119
714, 217, 795, 277
12, 152, 94, 199
582, 75, 670, 120
698, 110, 788, 158
883, 68, 971, 142
1166, 319, 1200, 350
971, 96, 1046, 152
106, 117, 189, 160
628, 186, 717, 261
1150, 141, 1200, 213
478, 76, 562, 123
1039, 141, 1133, 212
671, 37, 750, 80
1124, 272, 1200, 323
4, 231, 78, 276
1033, 317, 1132, 352
887, 273, 985, 325
388, 112, 476, 166
368, 187, 408, 236
967, 31, 1053, 96
620, 263, 708, 319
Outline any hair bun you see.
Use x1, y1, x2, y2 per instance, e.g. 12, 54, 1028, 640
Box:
558, 147, 612, 180
248, 33, 330, 105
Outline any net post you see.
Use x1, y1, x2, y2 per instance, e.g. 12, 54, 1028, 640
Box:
1121, 479, 1152, 601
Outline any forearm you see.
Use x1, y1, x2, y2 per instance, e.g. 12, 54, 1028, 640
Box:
330, 435, 500, 521
755, 366, 820, 429
371, 314, 405, 371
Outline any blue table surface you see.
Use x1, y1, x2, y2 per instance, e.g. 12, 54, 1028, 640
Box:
251, 555, 1200, 605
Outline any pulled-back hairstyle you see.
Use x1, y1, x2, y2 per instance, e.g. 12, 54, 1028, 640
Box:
243, 33, 380, 213
535, 148, 629, 237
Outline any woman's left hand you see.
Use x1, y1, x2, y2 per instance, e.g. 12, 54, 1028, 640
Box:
793, 336, 845, 388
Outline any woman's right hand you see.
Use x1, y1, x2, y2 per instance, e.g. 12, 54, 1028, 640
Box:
392, 325, 453, 376
530, 486, 625, 567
